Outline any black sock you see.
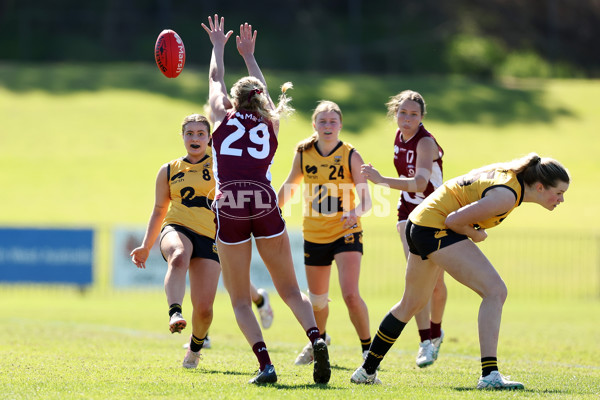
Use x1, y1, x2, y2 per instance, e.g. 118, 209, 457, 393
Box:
320, 331, 327, 341
364, 313, 406, 374
254, 295, 265, 308
169, 303, 182, 317
360, 337, 372, 353
481, 357, 498, 377
189, 334, 206, 352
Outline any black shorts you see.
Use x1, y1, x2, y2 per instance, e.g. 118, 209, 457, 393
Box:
160, 224, 220, 263
405, 220, 468, 260
304, 232, 363, 266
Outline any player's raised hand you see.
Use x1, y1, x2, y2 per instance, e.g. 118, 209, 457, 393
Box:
236, 22, 257, 58
201, 14, 233, 48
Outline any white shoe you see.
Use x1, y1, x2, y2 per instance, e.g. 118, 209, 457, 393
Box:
350, 366, 381, 384
416, 339, 435, 368
432, 330, 444, 360
295, 342, 314, 365
182, 349, 201, 369
256, 288, 274, 329
476, 371, 524, 390
294, 334, 331, 365
169, 312, 186, 334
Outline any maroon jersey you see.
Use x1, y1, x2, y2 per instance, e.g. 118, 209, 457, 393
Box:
393, 124, 444, 221
211, 109, 284, 244
212, 110, 278, 186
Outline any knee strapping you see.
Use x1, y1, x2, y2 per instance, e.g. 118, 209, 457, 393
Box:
308, 291, 329, 311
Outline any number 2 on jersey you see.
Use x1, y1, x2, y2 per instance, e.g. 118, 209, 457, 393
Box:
220, 118, 270, 159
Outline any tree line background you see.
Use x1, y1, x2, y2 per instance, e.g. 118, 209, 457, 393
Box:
1, 0, 599, 78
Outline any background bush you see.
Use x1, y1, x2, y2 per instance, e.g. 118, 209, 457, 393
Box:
1, 0, 599, 78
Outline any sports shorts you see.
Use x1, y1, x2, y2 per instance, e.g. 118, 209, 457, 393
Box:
213, 181, 285, 245
397, 199, 415, 222
160, 224, 219, 263
405, 220, 468, 260
304, 231, 363, 266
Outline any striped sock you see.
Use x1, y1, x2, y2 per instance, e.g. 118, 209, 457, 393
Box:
189, 334, 206, 353
254, 295, 264, 308
363, 313, 406, 374
360, 337, 372, 353
481, 357, 498, 377
169, 303, 182, 317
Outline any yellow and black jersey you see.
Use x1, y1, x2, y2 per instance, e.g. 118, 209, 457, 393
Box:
162, 154, 216, 239
300, 141, 361, 243
409, 168, 524, 230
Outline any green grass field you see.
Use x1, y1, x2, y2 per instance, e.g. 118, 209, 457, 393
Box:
0, 288, 599, 399
1, 63, 599, 398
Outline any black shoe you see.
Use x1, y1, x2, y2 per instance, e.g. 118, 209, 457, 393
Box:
312, 338, 331, 384
248, 364, 277, 384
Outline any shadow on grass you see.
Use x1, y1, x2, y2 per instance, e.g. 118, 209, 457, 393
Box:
453, 387, 560, 394
197, 364, 354, 374
0, 62, 574, 134
193, 368, 247, 376
331, 363, 353, 372
189, 367, 343, 390
250, 383, 343, 390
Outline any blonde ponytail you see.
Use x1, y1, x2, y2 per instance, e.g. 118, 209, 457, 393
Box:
230, 77, 295, 122
274, 82, 295, 119
296, 132, 318, 152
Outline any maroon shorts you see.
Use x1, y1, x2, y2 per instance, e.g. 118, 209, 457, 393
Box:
397, 200, 416, 222
214, 180, 286, 244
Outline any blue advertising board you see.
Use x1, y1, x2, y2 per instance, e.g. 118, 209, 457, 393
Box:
113, 226, 306, 290
0, 227, 93, 285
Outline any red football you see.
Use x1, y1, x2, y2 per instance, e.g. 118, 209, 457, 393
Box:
154, 29, 186, 78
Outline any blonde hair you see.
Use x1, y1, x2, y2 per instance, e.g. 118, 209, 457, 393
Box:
230, 77, 294, 121
386, 90, 426, 118
202, 102, 215, 125
296, 100, 343, 152
472, 152, 570, 188
181, 114, 211, 134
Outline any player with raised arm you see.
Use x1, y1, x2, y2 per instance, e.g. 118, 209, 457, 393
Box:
202, 15, 330, 385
